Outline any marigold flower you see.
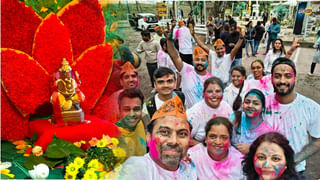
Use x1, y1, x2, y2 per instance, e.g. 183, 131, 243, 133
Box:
64, 173, 76, 179
89, 137, 98, 147
73, 142, 81, 148
97, 162, 104, 172
97, 138, 107, 148
12, 140, 27, 145
16, 144, 26, 150
1, 169, 15, 178
112, 147, 126, 158
82, 169, 97, 179
73, 157, 85, 169
111, 138, 119, 146
32, 146, 43, 156
87, 159, 99, 169
66, 163, 79, 176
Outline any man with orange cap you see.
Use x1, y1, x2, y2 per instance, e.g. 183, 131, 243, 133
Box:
173, 20, 194, 65
103, 62, 139, 122
166, 27, 213, 109
117, 96, 197, 179
190, 25, 245, 84
153, 25, 164, 43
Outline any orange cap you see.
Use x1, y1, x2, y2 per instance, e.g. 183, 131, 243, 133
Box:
120, 62, 137, 76
151, 96, 187, 121
213, 38, 225, 47
193, 47, 208, 59
154, 26, 162, 31
178, 20, 184, 26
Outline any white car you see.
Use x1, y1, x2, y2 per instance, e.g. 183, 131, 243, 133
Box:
137, 13, 159, 31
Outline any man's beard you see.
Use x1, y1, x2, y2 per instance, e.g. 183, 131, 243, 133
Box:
194, 64, 207, 72
274, 82, 295, 96
160, 144, 183, 166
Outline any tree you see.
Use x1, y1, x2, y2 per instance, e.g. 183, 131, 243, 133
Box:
274, 4, 288, 21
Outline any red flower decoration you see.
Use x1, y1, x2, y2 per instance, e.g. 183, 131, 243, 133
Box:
58, 0, 105, 59
1, 0, 113, 140
32, 14, 73, 75
1, 0, 41, 55
1, 89, 29, 140
1, 48, 51, 116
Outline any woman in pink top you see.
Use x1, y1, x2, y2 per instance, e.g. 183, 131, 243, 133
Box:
231, 89, 274, 154
188, 117, 244, 180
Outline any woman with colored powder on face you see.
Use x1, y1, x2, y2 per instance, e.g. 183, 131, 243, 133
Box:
223, 65, 250, 109
187, 77, 233, 146
242, 132, 299, 180
188, 117, 244, 180
247, 60, 274, 96
231, 89, 273, 154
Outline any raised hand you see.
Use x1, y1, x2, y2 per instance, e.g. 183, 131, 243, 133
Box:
292, 37, 301, 49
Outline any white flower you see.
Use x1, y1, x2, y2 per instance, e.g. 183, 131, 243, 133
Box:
0, 162, 12, 169
28, 163, 49, 179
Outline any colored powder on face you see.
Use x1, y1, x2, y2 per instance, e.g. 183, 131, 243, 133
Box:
254, 155, 263, 177
134, 78, 139, 88
273, 164, 286, 177
263, 161, 268, 167
147, 135, 160, 160
204, 61, 209, 68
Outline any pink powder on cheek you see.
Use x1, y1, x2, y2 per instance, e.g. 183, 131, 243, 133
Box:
134, 78, 139, 88
254, 155, 263, 177
147, 135, 160, 160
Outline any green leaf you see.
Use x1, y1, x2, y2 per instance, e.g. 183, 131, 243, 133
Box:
45, 135, 84, 159
24, 155, 63, 170
1, 174, 14, 179
30, 133, 38, 144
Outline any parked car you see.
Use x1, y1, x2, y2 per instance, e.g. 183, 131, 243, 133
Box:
136, 13, 159, 31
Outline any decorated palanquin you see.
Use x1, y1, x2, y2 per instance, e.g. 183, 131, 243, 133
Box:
0, 0, 137, 151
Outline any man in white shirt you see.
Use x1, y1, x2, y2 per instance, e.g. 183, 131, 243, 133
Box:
136, 30, 161, 88
117, 96, 197, 179
174, 20, 193, 65
166, 30, 213, 108
190, 26, 245, 84
264, 57, 320, 179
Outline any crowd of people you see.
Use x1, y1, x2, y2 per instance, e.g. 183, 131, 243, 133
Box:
103, 13, 320, 180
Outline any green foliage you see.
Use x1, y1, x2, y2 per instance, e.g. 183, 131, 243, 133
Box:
274, 4, 288, 21
23, 0, 71, 18
86, 147, 120, 171
24, 155, 62, 170
46, 135, 84, 159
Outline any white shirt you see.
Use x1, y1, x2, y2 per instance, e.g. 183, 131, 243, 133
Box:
264, 93, 320, 172
264, 50, 285, 73
157, 50, 178, 73
175, 26, 193, 55
142, 92, 179, 116
187, 100, 233, 141
180, 62, 213, 109
247, 74, 274, 96
188, 144, 244, 180
223, 80, 250, 108
118, 154, 197, 180
209, 50, 233, 84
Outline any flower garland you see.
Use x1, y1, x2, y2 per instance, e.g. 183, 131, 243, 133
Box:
64, 135, 126, 179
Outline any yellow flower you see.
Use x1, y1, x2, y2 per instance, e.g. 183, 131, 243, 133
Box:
66, 163, 79, 176
82, 169, 97, 180
87, 159, 99, 169
73, 157, 85, 169
73, 142, 81, 148
97, 138, 107, 148
16, 144, 26, 150
112, 147, 126, 158
40, 7, 48, 12
80, 140, 86, 144
111, 138, 119, 146
64, 173, 76, 179
1, 169, 15, 178
96, 162, 104, 172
